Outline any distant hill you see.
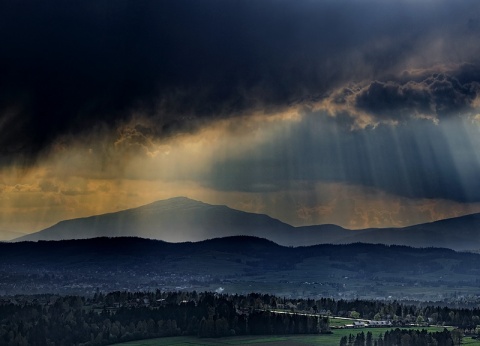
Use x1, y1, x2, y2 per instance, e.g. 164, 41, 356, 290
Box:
14, 197, 480, 251
331, 213, 480, 251
2, 236, 480, 300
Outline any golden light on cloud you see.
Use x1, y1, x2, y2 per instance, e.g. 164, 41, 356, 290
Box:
0, 110, 303, 238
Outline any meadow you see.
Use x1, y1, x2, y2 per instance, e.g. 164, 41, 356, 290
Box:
113, 318, 479, 346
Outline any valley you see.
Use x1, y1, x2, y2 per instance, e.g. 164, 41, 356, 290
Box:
2, 236, 480, 302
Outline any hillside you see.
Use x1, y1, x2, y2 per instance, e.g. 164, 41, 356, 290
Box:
332, 213, 480, 250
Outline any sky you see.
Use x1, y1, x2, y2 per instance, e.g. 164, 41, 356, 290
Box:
1, 0, 480, 240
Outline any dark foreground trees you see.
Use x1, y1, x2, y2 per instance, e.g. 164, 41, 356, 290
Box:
340, 329, 461, 346
1, 290, 474, 346
0, 291, 330, 346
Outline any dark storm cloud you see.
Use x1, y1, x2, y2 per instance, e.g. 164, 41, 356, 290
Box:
1, 0, 480, 163
351, 68, 480, 122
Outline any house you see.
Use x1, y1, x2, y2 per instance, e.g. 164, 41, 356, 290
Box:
368, 320, 391, 327
345, 322, 366, 328
354, 321, 366, 328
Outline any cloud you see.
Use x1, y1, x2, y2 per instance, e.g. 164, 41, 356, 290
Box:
317, 64, 480, 128
1, 0, 480, 164
39, 180, 60, 193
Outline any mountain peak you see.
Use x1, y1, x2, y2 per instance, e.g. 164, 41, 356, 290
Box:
154, 196, 199, 203
15, 196, 293, 244
130, 197, 216, 214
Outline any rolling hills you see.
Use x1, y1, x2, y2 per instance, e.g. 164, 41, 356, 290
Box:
2, 236, 480, 300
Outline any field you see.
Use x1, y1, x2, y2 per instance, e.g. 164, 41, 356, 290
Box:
113, 324, 480, 346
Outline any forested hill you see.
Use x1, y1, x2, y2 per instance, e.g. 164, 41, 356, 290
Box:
0, 235, 467, 269
2, 236, 480, 300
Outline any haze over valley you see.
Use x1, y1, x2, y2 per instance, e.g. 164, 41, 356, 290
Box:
4, 235, 480, 302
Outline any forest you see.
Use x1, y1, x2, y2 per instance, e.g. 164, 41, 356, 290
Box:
340, 328, 462, 346
0, 291, 329, 345
0, 290, 475, 345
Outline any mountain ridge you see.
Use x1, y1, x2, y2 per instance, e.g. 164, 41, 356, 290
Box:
13, 197, 480, 251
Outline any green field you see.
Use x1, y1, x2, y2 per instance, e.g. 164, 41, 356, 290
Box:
328, 317, 359, 327
112, 325, 480, 346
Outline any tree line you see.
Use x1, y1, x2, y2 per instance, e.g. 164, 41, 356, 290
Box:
1, 290, 478, 346
0, 291, 330, 346
311, 297, 480, 328
339, 328, 462, 346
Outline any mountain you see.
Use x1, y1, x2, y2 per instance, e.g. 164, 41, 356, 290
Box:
328, 213, 480, 251
14, 197, 296, 244
2, 236, 480, 300
14, 197, 480, 251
